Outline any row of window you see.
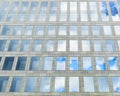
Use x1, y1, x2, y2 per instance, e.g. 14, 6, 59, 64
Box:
0, 56, 119, 71
0, 76, 120, 92
1, 25, 120, 36
0, 1, 120, 22
0, 39, 120, 52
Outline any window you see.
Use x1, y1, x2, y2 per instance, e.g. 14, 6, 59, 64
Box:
58, 40, 66, 51
108, 57, 119, 70
112, 77, 120, 92
46, 40, 54, 51
69, 57, 79, 70
0, 40, 6, 51
40, 77, 51, 92
20, 40, 30, 51
94, 40, 102, 51
99, 2, 109, 21
92, 26, 100, 36
8, 40, 19, 51
106, 40, 115, 51
6, 14, 15, 22
49, 2, 57, 21
25, 77, 37, 92
12, 26, 22, 35
58, 26, 66, 35
118, 40, 120, 50
80, 2, 88, 21
69, 77, 79, 92
55, 77, 65, 92
109, 2, 120, 21
96, 57, 106, 70
60, 2, 67, 21
24, 26, 33, 35
70, 40, 78, 51
43, 57, 53, 70
81, 26, 89, 36
103, 26, 112, 35
10, 77, 22, 92
97, 77, 109, 92
84, 77, 94, 92
33, 40, 42, 51
47, 26, 56, 36
2, 57, 14, 70
36, 26, 44, 35
20, 2, 29, 13
16, 57, 27, 70
114, 26, 120, 35
83, 57, 92, 70
82, 40, 90, 51
17, 14, 25, 22
56, 57, 66, 70
89, 2, 98, 21
29, 57, 40, 71
69, 26, 77, 35
1, 26, 11, 35
0, 77, 9, 92
29, 2, 38, 13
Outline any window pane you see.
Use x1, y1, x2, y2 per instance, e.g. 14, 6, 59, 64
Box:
55, 77, 65, 92
8, 40, 19, 51
58, 26, 66, 35
82, 40, 90, 51
58, 40, 66, 51
81, 26, 89, 36
36, 26, 44, 35
69, 77, 79, 92
16, 57, 27, 70
70, 40, 78, 51
108, 57, 119, 70
92, 26, 100, 36
118, 40, 120, 50
69, 57, 79, 70
43, 57, 53, 70
47, 26, 56, 35
56, 57, 66, 70
69, 26, 77, 35
112, 77, 120, 92
2, 57, 14, 70
13, 26, 22, 35
20, 40, 30, 51
94, 40, 102, 51
40, 77, 51, 92
106, 40, 115, 51
84, 77, 94, 92
83, 57, 92, 70
33, 40, 42, 51
98, 77, 109, 92
96, 57, 106, 70
1, 26, 11, 35
24, 26, 33, 35
46, 40, 54, 51
0, 40, 6, 51
25, 77, 37, 92
114, 26, 120, 35
29, 57, 40, 71
103, 26, 112, 35
10, 77, 22, 92
0, 77, 9, 92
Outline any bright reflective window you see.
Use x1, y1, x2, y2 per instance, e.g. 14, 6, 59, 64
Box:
56, 57, 66, 70
58, 40, 66, 51
58, 26, 66, 35
43, 57, 53, 70
82, 40, 90, 51
92, 26, 100, 36
69, 26, 77, 35
103, 26, 112, 35
69, 57, 79, 70
96, 57, 106, 70
106, 40, 115, 51
36, 26, 44, 35
81, 26, 89, 36
20, 40, 30, 51
94, 40, 102, 51
112, 77, 120, 92
47, 26, 56, 36
70, 40, 78, 51
13, 26, 22, 35
24, 26, 33, 35
8, 40, 19, 51
114, 26, 120, 35
33, 40, 42, 51
83, 57, 92, 70
46, 40, 54, 51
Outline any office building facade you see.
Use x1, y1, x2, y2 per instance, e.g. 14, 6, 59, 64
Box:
0, 0, 120, 95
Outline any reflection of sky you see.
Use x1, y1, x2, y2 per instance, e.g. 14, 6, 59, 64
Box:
70, 57, 78, 70
55, 77, 65, 92
112, 77, 120, 92
56, 57, 66, 70
96, 57, 106, 70
109, 2, 118, 16
101, 2, 108, 16
69, 77, 79, 92
108, 57, 119, 70
83, 57, 92, 70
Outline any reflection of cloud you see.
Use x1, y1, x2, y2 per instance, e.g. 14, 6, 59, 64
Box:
112, 77, 120, 92
108, 57, 118, 70
55, 77, 65, 92
56, 57, 66, 70
69, 77, 79, 92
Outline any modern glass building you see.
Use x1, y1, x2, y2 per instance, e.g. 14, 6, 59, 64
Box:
0, 0, 120, 95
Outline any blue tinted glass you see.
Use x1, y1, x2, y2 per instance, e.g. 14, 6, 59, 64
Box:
69, 57, 79, 70
0, 77, 9, 92
101, 2, 108, 16
43, 57, 53, 70
6, 14, 15, 22
2, 57, 14, 70
8, 40, 18, 51
10, 77, 22, 92
56, 57, 66, 70
33, 40, 42, 51
109, 2, 118, 16
25, 77, 37, 92
96, 57, 106, 70
16, 57, 27, 70
108, 57, 119, 70
29, 57, 40, 71
0, 40, 6, 51
112, 77, 120, 92
29, 2, 38, 13
13, 26, 22, 35
1, 26, 11, 35
20, 40, 30, 51
83, 57, 92, 70
20, 2, 29, 13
